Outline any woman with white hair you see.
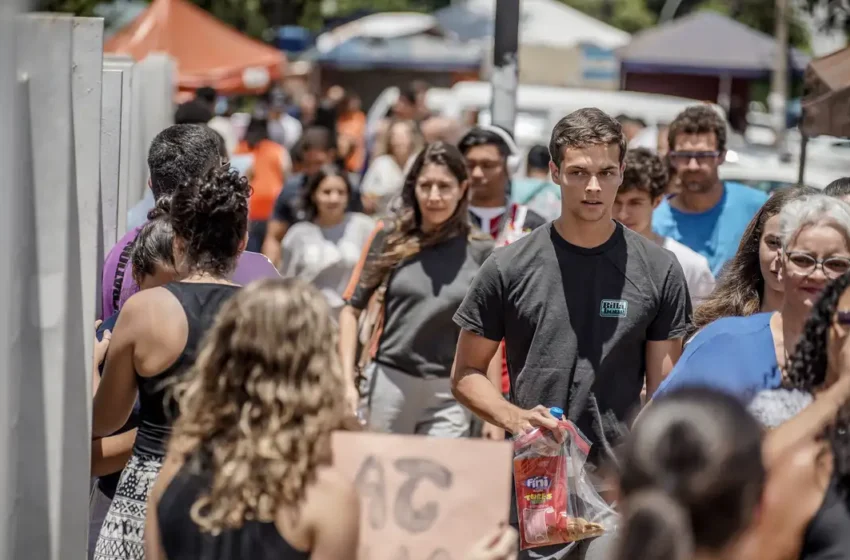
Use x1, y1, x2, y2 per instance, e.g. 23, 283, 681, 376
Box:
652, 194, 850, 404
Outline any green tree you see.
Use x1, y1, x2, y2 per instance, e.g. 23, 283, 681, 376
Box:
798, 0, 849, 37
43, 0, 102, 16
44, 0, 268, 37
697, 0, 811, 51
610, 0, 657, 32
559, 0, 658, 33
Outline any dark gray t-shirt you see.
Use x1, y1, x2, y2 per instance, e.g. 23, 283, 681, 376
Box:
454, 222, 691, 460
346, 225, 494, 378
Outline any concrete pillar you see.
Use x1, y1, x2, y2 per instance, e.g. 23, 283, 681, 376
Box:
1, 12, 104, 560
104, 55, 135, 236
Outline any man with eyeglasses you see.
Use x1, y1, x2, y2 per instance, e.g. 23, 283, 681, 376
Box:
458, 127, 547, 240
653, 105, 768, 276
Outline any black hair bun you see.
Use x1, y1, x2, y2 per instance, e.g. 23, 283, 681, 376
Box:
169, 166, 252, 276
147, 195, 173, 221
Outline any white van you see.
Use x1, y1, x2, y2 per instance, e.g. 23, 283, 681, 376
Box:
366, 81, 723, 153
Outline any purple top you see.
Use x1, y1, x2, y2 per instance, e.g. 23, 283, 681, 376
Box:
100, 226, 281, 320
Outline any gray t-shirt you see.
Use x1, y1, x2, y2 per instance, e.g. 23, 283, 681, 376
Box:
454, 222, 691, 460
346, 225, 494, 378
281, 213, 375, 312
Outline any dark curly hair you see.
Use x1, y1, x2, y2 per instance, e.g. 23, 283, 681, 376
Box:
667, 105, 727, 153
786, 271, 850, 489
147, 124, 224, 200
692, 186, 817, 332
620, 148, 668, 200
169, 165, 251, 277
298, 164, 352, 223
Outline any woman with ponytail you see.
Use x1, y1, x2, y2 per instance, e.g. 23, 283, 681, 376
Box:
89, 201, 179, 559
92, 166, 250, 560
616, 387, 766, 560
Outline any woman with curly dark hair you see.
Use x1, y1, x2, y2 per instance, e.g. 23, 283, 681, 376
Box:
91, 166, 250, 560
144, 279, 359, 560
741, 269, 850, 560
654, 194, 850, 404
280, 165, 374, 317
338, 141, 494, 435
692, 185, 817, 332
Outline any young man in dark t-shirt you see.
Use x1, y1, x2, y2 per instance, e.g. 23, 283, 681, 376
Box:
452, 108, 691, 559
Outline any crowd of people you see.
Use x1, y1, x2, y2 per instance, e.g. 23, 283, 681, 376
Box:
88, 79, 850, 560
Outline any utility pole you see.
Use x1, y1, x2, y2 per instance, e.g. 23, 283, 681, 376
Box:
490, 0, 520, 136
769, 0, 789, 154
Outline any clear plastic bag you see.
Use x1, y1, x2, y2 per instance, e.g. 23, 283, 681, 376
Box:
513, 419, 618, 550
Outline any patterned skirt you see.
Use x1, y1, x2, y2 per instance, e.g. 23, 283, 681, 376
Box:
93, 453, 163, 560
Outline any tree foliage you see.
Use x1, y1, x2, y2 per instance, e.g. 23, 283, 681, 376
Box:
559, 0, 818, 50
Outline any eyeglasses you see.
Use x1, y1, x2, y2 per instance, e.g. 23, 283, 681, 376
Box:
785, 251, 850, 278
668, 151, 721, 164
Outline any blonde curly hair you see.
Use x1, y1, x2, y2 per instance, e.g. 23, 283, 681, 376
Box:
168, 278, 346, 534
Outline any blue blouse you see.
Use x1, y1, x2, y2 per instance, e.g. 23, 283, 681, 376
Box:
654, 312, 782, 402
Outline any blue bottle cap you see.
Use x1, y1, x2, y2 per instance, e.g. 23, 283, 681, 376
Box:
549, 407, 564, 419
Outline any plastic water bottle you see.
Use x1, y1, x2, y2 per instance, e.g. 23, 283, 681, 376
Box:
549, 407, 564, 420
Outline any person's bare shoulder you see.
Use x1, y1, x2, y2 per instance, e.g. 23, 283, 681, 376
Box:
124, 286, 189, 375
310, 466, 359, 508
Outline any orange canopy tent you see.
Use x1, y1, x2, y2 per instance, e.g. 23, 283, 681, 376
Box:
105, 0, 286, 94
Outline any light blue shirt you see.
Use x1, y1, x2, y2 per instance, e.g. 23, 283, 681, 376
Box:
654, 313, 781, 403
510, 178, 561, 221
652, 181, 768, 276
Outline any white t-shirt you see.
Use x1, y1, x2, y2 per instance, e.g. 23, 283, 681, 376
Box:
207, 116, 238, 156
662, 236, 716, 305
280, 213, 375, 314
360, 154, 416, 216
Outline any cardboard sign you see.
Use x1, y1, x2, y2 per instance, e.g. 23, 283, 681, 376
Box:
332, 432, 512, 560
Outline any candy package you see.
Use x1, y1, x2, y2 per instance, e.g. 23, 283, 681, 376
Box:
513, 417, 618, 550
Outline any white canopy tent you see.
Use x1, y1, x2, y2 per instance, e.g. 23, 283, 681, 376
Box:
436, 0, 630, 88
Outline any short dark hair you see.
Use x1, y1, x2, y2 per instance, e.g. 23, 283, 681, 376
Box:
147, 124, 223, 200
526, 145, 550, 171
293, 126, 334, 161
458, 127, 512, 159
620, 148, 669, 200
668, 105, 727, 153
824, 177, 850, 198
174, 99, 213, 125
548, 108, 627, 169
196, 86, 217, 105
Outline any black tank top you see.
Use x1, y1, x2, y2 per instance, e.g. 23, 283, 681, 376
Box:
801, 476, 850, 559
158, 453, 310, 560
134, 282, 240, 457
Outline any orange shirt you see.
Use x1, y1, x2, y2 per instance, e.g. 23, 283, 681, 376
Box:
337, 111, 366, 173
235, 140, 286, 222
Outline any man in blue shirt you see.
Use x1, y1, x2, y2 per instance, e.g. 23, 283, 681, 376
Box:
653, 105, 768, 276
511, 144, 561, 221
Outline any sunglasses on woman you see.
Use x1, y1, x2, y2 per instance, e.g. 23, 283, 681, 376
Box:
785, 251, 850, 279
